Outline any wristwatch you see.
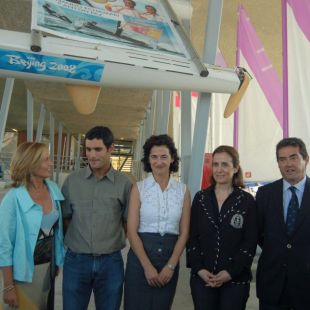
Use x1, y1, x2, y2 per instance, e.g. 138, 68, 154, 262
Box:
166, 263, 175, 271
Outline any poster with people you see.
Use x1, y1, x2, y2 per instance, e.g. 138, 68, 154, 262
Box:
32, 0, 189, 58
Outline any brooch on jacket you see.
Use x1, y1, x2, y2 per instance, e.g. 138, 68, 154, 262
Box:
230, 213, 244, 229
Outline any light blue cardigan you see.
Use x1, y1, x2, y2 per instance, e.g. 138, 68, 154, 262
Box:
0, 180, 65, 282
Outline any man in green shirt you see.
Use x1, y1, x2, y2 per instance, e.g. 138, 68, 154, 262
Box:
62, 126, 132, 310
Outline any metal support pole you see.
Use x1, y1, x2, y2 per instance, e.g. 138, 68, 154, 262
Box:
0, 78, 14, 153
180, 6, 192, 184
133, 139, 140, 180
49, 112, 55, 180
75, 134, 81, 170
140, 121, 146, 179
65, 131, 71, 170
145, 102, 152, 139
135, 122, 145, 180
27, 90, 34, 142
161, 0, 208, 77
188, 0, 223, 198
181, 91, 192, 184
56, 122, 63, 185
35, 103, 46, 142
159, 90, 171, 134
149, 92, 156, 136
154, 90, 163, 135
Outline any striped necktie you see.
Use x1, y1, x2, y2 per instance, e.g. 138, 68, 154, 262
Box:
286, 186, 299, 236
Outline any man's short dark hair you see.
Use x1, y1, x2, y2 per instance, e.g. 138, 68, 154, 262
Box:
85, 126, 114, 148
276, 137, 308, 160
141, 134, 179, 173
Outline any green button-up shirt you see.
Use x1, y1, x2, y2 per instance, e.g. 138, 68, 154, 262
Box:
62, 166, 132, 254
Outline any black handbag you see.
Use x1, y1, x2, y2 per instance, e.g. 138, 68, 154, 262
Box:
34, 221, 58, 265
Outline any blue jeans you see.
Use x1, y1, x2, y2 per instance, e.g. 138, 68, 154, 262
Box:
63, 249, 124, 310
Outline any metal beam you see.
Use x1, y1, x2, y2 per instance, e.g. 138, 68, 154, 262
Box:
148, 92, 156, 136
181, 91, 192, 184
154, 90, 162, 135
135, 121, 145, 180
188, 0, 223, 198
159, 90, 171, 134
27, 90, 33, 142
55, 122, 63, 185
0, 29, 240, 93
0, 78, 14, 153
35, 103, 46, 142
75, 134, 81, 170
180, 7, 192, 185
49, 112, 55, 180
144, 103, 152, 139
65, 131, 71, 170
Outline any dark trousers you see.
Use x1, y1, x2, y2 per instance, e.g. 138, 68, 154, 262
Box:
190, 274, 249, 310
259, 303, 292, 310
259, 294, 308, 310
259, 277, 310, 310
259, 301, 307, 310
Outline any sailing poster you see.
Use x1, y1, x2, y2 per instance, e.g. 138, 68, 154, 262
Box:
32, 0, 188, 58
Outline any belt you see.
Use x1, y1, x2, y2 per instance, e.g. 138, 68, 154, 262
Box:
68, 248, 107, 257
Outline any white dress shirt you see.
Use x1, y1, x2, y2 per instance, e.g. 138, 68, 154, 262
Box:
138, 175, 186, 236
283, 176, 306, 221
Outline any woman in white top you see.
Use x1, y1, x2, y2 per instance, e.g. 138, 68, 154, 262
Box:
124, 134, 191, 310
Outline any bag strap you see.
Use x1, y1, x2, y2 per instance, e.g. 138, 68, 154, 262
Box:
37, 219, 59, 240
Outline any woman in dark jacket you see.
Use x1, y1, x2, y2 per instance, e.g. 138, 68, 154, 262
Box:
187, 145, 257, 310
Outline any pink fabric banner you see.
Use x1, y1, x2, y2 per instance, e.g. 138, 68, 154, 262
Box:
287, 0, 310, 41
283, 0, 310, 152
237, 5, 283, 127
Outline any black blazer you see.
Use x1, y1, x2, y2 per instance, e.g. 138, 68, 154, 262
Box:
256, 177, 310, 305
187, 186, 257, 284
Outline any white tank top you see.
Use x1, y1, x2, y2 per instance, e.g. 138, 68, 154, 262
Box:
137, 175, 186, 236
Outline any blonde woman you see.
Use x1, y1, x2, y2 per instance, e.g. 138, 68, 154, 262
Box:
0, 142, 65, 309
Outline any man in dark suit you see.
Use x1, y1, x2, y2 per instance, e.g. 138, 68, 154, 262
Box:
256, 137, 310, 310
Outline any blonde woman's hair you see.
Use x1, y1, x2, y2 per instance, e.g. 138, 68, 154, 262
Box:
10, 142, 49, 188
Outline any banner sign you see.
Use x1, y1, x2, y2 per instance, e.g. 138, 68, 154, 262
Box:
0, 48, 104, 81
31, 0, 188, 58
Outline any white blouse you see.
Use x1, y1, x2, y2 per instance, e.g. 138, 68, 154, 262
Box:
138, 175, 186, 236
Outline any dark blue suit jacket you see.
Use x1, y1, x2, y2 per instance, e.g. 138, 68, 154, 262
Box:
256, 177, 310, 306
